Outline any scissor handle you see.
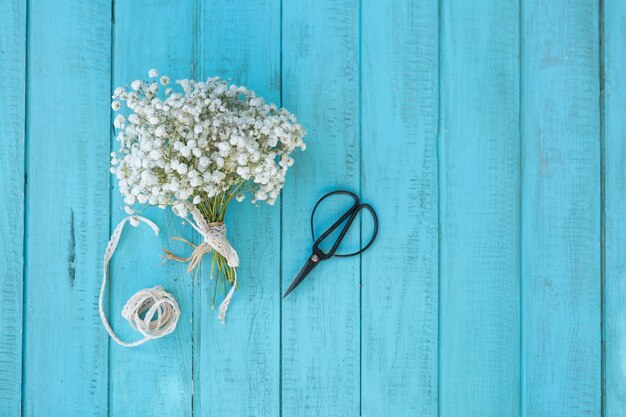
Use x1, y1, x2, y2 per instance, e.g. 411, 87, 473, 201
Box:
310, 190, 378, 259
335, 203, 378, 258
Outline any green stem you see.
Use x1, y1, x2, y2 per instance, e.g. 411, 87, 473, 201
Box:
197, 189, 243, 311
211, 253, 219, 309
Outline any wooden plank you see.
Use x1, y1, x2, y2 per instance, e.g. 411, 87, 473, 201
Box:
439, 0, 521, 416
0, 0, 26, 415
22, 0, 111, 415
521, 0, 601, 415
603, 1, 626, 415
360, 0, 438, 415
281, 1, 360, 415
108, 1, 194, 416
194, 0, 281, 415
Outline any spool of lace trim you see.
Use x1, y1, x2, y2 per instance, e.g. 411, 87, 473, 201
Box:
98, 216, 180, 348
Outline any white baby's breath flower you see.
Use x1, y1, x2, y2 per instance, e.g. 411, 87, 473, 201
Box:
148, 68, 159, 78
110, 73, 306, 215
113, 114, 126, 128
180, 146, 191, 158
198, 156, 210, 168
149, 149, 161, 160
155, 125, 166, 137
236, 166, 251, 179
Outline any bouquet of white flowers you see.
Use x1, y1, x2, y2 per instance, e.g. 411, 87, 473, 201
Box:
110, 69, 306, 322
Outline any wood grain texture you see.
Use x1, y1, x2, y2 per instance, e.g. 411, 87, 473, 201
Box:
521, 0, 601, 415
0, 0, 26, 415
108, 1, 194, 416
22, 0, 111, 415
360, 0, 438, 415
603, 0, 626, 415
0, 1, 617, 415
281, 0, 360, 415
439, 1, 521, 416
195, 0, 281, 415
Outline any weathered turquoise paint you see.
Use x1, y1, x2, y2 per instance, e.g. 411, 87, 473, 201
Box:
196, 0, 281, 415
22, 1, 111, 415
109, 2, 194, 417
0, 1, 25, 415
0, 0, 621, 416
522, 0, 601, 415
281, 0, 361, 415
440, 0, 521, 416
604, 1, 626, 415
361, 0, 438, 415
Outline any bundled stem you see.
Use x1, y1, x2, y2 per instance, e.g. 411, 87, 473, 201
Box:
195, 182, 246, 309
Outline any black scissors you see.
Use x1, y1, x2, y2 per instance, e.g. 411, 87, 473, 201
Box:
283, 190, 378, 298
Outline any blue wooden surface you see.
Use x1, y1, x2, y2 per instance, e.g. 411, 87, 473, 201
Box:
109, 2, 194, 416
282, 1, 360, 415
0, 0, 622, 416
440, 1, 521, 416
604, 0, 626, 415
522, 1, 601, 415
196, 0, 281, 415
360, 0, 438, 415
0, 0, 25, 415
23, 1, 111, 416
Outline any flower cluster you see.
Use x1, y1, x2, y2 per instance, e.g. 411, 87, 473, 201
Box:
110, 70, 306, 216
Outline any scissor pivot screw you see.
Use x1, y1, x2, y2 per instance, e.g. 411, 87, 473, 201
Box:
311, 254, 319, 263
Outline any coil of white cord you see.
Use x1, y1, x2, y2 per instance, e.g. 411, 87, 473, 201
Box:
99, 216, 180, 347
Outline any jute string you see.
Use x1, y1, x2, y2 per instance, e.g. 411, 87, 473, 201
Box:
164, 203, 239, 323
99, 216, 180, 347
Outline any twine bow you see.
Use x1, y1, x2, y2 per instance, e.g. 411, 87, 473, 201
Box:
164, 203, 239, 323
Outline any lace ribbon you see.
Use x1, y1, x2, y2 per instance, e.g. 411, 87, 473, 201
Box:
99, 216, 181, 347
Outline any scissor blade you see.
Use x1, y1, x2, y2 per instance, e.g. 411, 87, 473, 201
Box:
283, 257, 318, 298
